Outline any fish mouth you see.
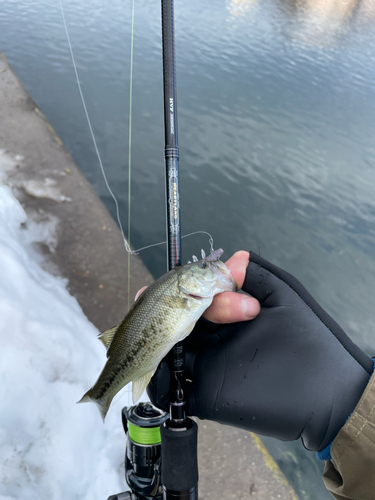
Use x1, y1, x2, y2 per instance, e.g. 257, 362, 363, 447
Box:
187, 293, 205, 300
180, 283, 213, 300
181, 288, 212, 301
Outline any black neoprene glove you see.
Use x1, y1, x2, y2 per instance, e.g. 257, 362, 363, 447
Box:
147, 252, 373, 452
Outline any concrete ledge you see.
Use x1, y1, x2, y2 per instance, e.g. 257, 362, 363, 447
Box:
0, 51, 299, 500
197, 420, 298, 500
0, 51, 153, 332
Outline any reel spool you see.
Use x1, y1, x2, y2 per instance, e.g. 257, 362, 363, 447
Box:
122, 403, 169, 500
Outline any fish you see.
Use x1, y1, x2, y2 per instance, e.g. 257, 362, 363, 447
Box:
78, 248, 236, 421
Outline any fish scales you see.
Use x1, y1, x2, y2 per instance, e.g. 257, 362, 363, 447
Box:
78, 248, 236, 420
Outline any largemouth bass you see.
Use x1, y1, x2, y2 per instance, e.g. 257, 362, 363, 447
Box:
78, 248, 235, 420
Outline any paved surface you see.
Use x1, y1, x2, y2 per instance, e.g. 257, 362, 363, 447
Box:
0, 52, 299, 500
197, 421, 298, 500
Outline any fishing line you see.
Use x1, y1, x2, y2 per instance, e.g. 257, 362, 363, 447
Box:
127, 0, 135, 309
60, 0, 134, 404
59, 1, 216, 263
59, 0, 132, 255
133, 231, 215, 256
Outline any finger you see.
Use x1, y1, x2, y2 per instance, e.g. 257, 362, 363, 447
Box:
203, 291, 260, 323
135, 286, 148, 301
224, 250, 250, 290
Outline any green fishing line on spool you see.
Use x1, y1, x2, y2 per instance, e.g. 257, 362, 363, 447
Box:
128, 421, 162, 445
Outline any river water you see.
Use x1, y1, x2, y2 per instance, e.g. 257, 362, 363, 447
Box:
1, 0, 375, 498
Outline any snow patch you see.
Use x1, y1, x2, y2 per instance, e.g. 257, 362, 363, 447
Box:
19, 212, 59, 254
0, 186, 131, 500
21, 178, 72, 203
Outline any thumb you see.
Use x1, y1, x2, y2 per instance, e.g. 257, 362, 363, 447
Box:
203, 292, 260, 323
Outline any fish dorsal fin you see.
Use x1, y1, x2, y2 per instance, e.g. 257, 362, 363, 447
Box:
132, 371, 155, 404
98, 325, 119, 350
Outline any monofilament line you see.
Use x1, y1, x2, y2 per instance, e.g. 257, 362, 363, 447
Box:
59, 0, 215, 266
59, 0, 132, 255
127, 0, 136, 310
133, 231, 215, 255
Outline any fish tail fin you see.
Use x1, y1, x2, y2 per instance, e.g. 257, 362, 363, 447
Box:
77, 389, 112, 422
77, 389, 93, 405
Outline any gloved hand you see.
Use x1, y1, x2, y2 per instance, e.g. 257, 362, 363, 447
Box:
147, 251, 374, 452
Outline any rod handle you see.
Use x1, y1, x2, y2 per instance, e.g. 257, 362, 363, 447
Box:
160, 418, 198, 496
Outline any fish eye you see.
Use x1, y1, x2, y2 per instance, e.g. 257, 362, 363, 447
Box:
200, 261, 209, 269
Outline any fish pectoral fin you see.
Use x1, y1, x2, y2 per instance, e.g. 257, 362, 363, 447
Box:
98, 324, 119, 351
132, 371, 155, 404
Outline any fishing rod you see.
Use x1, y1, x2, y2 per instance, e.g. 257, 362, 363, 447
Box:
108, 1, 198, 499
161, 0, 184, 425
159, 0, 199, 498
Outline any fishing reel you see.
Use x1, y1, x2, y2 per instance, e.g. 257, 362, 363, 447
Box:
108, 402, 169, 500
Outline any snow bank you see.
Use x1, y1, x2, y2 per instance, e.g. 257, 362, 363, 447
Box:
0, 186, 131, 500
